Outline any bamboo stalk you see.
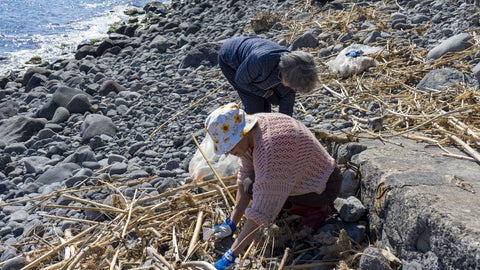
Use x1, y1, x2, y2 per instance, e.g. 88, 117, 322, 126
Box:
278, 248, 291, 270
434, 123, 480, 163
60, 194, 126, 213
122, 189, 137, 239
186, 210, 204, 258
21, 225, 98, 270
44, 204, 126, 214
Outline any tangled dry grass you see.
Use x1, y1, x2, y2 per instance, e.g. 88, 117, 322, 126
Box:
2, 1, 479, 270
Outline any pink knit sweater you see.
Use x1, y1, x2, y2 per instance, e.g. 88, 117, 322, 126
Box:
237, 113, 336, 226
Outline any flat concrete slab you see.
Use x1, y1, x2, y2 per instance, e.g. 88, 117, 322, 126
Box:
351, 136, 480, 269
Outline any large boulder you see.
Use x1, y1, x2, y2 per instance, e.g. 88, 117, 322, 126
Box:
0, 116, 47, 143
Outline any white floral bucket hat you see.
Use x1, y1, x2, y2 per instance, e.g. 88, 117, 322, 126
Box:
204, 103, 258, 155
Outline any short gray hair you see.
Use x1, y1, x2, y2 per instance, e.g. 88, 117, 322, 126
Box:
278, 51, 319, 93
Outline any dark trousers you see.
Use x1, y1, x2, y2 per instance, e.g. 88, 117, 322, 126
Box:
244, 166, 343, 207
218, 55, 271, 114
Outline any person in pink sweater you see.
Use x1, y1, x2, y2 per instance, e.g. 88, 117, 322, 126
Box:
204, 103, 342, 270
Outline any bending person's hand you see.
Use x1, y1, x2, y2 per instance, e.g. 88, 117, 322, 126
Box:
214, 249, 236, 270
212, 217, 236, 241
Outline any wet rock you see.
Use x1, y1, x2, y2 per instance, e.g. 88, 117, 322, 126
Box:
75, 45, 97, 60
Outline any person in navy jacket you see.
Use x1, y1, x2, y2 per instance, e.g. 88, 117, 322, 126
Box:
218, 36, 319, 116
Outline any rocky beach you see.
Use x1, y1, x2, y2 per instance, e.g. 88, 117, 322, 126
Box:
0, 0, 479, 269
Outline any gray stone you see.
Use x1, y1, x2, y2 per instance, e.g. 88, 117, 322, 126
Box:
363, 31, 381, 44
290, 32, 318, 50
339, 168, 359, 198
9, 210, 28, 223
4, 142, 27, 154
417, 68, 463, 92
23, 156, 51, 174
108, 154, 127, 164
36, 163, 81, 184
334, 196, 366, 222
99, 80, 126, 96
81, 114, 117, 143
22, 67, 51, 86
66, 94, 92, 114
149, 35, 172, 52
64, 146, 96, 164
472, 62, 480, 84
0, 116, 46, 143
411, 14, 429, 24
37, 128, 56, 140
110, 162, 128, 175
52, 86, 90, 108
427, 33, 473, 60
0, 100, 19, 120
25, 73, 47, 92
334, 143, 368, 165
359, 247, 389, 270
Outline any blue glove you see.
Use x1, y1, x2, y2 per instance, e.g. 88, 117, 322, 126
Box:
212, 217, 236, 241
214, 249, 236, 270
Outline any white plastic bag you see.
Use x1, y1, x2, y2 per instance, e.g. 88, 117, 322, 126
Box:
326, 44, 381, 78
189, 135, 239, 182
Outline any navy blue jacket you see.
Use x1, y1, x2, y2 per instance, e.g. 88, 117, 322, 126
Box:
218, 36, 296, 115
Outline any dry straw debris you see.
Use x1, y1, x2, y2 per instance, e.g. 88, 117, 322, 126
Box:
2, 0, 479, 270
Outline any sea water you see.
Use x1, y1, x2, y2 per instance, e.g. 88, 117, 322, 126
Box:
0, 0, 169, 75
